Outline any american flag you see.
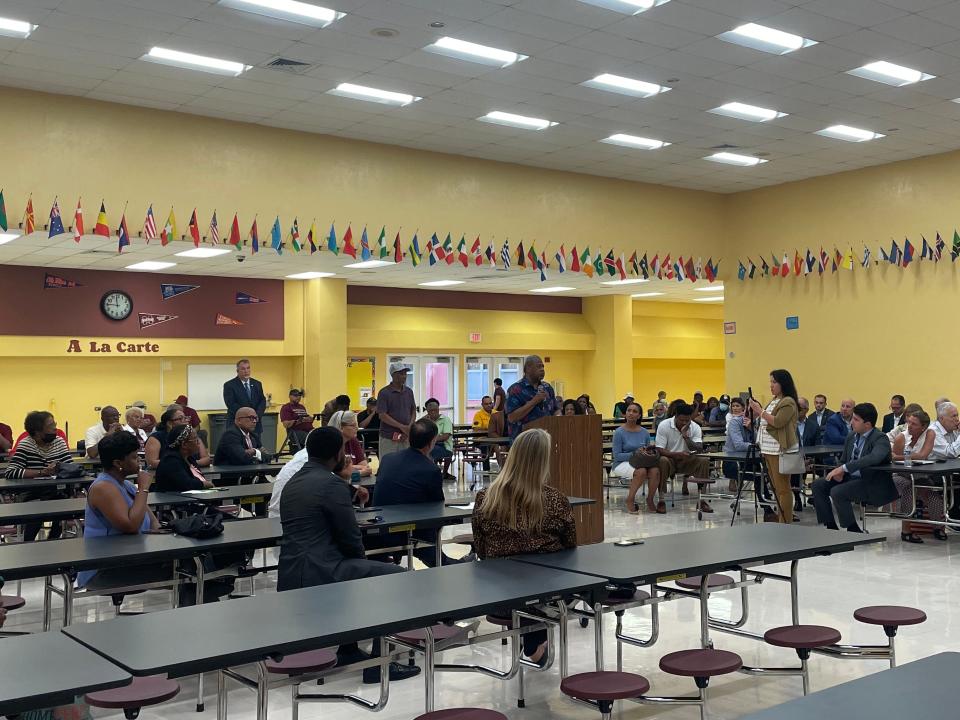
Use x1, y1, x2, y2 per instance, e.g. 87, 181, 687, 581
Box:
143, 204, 157, 241
209, 211, 220, 244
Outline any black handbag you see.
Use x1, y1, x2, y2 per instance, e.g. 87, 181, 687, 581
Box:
172, 507, 224, 539
56, 462, 84, 479
628, 447, 660, 469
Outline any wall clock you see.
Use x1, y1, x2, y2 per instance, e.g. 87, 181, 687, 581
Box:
100, 290, 133, 321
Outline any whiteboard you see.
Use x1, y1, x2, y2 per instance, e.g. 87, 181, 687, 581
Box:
186, 364, 235, 411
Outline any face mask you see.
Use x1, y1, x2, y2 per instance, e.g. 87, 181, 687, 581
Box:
719, 403, 729, 412
42, 432, 57, 443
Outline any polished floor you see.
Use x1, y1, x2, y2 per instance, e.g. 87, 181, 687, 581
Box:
4, 482, 953, 720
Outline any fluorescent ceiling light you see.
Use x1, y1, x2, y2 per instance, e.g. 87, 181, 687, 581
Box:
705, 152, 767, 167
718, 23, 815, 55
577, 0, 670, 15
601, 278, 648, 286
344, 259, 393, 269
143, 47, 249, 76
328, 82, 420, 106
126, 261, 176, 271
530, 286, 574, 293
695, 285, 724, 292
218, 0, 343, 27
175, 248, 233, 258
694, 296, 724, 302
848, 61, 933, 87
287, 271, 335, 279
601, 134, 669, 150
582, 73, 669, 98
0, 16, 36, 38
710, 102, 786, 122
424, 36, 526, 68
478, 111, 557, 130
419, 280, 465, 287
815, 125, 884, 142
0, 230, 22, 245
632, 292, 664, 298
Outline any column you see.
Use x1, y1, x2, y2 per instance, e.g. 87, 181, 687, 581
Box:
582, 295, 633, 418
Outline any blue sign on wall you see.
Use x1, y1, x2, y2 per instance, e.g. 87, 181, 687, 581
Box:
786, 316, 799, 330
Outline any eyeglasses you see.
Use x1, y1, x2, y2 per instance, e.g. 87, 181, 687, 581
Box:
237, 415, 258, 420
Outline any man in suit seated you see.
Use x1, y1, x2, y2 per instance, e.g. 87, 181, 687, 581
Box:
823, 397, 855, 446
277, 426, 420, 684
223, 359, 267, 433
214, 406, 267, 514
812, 402, 893, 533
881, 395, 906, 434
373, 419, 471, 567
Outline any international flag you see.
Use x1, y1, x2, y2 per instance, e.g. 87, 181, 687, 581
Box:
628, 251, 639, 276
428, 233, 440, 266
902, 238, 914, 267
793, 251, 802, 276
593, 249, 604, 277
360, 226, 370, 260
271, 216, 282, 255
694, 256, 704, 280
604, 250, 617, 277
780, 253, 790, 276
47, 197, 65, 238
804, 250, 815, 275
639, 253, 650, 279
527, 242, 538, 270
307, 220, 318, 254
470, 236, 482, 266
409, 233, 422, 266
73, 198, 85, 243
684, 256, 696, 282
290, 218, 301, 252
394, 231, 403, 263
377, 226, 388, 260
209, 211, 220, 245
457, 235, 469, 267
662, 253, 673, 280
249, 217, 260, 254
536, 252, 546, 282
818, 247, 828, 274
500, 238, 511, 269
747, 257, 756, 279
327, 223, 338, 254
879, 245, 889, 263
762, 256, 771, 277
188, 209, 201, 247
581, 247, 593, 277
842, 248, 854, 270
935, 232, 945, 262
516, 241, 526, 268
229, 214, 241, 248
832, 248, 842, 272
444, 233, 455, 266
486, 240, 496, 267
22, 195, 35, 234
343, 225, 356, 258
555, 245, 566, 273
674, 256, 686, 282
94, 201, 109, 237
161, 207, 176, 246
0, 189, 6, 230
861, 245, 871, 268
142, 204, 156, 243
953, 231, 960, 261
921, 236, 932, 260
570, 245, 581, 273
117, 211, 130, 254
889, 239, 901, 265
616, 254, 627, 281
738, 261, 746, 281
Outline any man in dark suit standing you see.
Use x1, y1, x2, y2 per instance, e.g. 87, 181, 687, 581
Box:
812, 402, 894, 533
811, 394, 834, 441
277, 427, 420, 684
223, 359, 266, 432
881, 394, 906, 433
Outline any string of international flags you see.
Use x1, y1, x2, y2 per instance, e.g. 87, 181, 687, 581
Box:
0, 190, 721, 283
736, 234, 960, 280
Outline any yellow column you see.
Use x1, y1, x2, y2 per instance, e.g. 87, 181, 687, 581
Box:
582, 295, 633, 417
301, 278, 348, 403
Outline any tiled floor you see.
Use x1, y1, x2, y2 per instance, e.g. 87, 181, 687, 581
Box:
4, 483, 955, 720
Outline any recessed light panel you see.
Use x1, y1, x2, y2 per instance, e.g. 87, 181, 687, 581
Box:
577, 0, 669, 15
601, 134, 669, 150
344, 260, 393, 269
530, 286, 574, 293
632, 292, 664, 298
143, 47, 249, 76
478, 111, 557, 130
328, 83, 420, 106
709, 102, 786, 122
815, 125, 884, 142
175, 248, 233, 258
704, 152, 767, 167
419, 280, 465, 287
287, 271, 335, 279
718, 23, 815, 55
693, 296, 724, 302
601, 278, 648, 286
218, 0, 343, 27
582, 73, 669, 98
0, 16, 36, 38
126, 261, 177, 271
424, 36, 526, 67
848, 61, 933, 87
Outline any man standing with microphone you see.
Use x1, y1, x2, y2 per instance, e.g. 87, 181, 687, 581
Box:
505, 355, 559, 441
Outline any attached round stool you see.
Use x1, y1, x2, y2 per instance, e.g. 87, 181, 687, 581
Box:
0, 595, 26, 611
561, 671, 650, 720
414, 709, 507, 720
394, 624, 468, 645
266, 648, 337, 675
764, 625, 841, 694
660, 649, 741, 719
486, 614, 512, 646
854, 605, 926, 667
675, 575, 734, 591
85, 675, 181, 719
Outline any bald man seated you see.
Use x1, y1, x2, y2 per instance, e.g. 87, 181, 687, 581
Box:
213, 406, 264, 466
824, 398, 856, 446
85, 405, 123, 458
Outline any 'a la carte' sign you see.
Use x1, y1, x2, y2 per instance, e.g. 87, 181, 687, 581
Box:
67, 340, 160, 353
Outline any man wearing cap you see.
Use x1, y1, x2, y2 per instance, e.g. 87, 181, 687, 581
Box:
376, 362, 417, 457
280, 388, 314, 450
706, 394, 731, 428
131, 400, 157, 434
613, 393, 638, 420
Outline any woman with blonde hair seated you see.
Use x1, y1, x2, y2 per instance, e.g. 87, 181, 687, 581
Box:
329, 410, 373, 479
472, 428, 577, 666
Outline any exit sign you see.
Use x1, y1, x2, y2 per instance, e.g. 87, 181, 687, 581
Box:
469, 332, 482, 343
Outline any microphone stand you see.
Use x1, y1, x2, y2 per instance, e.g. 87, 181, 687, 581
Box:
729, 400, 769, 526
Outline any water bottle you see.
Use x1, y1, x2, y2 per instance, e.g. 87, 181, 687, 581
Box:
903, 446, 912, 467
351, 469, 361, 484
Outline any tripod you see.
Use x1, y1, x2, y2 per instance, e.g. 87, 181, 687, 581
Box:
729, 400, 787, 526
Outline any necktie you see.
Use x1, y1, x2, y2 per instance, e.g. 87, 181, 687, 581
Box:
244, 381, 251, 399
853, 435, 863, 461
244, 433, 252, 450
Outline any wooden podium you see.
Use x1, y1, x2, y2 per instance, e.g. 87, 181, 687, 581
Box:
529, 413, 604, 545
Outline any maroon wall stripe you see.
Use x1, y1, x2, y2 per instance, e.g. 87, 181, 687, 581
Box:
347, 286, 582, 314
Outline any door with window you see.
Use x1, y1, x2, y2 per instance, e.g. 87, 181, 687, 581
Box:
464, 356, 523, 423
387, 355, 459, 423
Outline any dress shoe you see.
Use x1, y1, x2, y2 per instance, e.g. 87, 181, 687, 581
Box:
363, 662, 422, 684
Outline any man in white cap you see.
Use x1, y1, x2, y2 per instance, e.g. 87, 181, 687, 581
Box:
613, 392, 637, 420
376, 362, 417, 457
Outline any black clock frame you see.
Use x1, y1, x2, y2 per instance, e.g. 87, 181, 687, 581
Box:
99, 289, 134, 321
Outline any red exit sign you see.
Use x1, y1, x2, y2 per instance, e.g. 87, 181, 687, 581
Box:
469, 332, 482, 343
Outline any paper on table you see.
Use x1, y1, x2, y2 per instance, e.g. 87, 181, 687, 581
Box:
450, 502, 474, 510
182, 488, 226, 494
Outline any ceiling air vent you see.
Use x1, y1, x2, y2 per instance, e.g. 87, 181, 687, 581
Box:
262, 57, 314, 75
711, 143, 738, 149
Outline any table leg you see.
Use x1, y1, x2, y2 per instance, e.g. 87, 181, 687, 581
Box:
217, 669, 228, 720
557, 600, 569, 678
42, 575, 52, 631
593, 601, 604, 670
406, 531, 414, 569
699, 575, 711, 649
789, 559, 800, 625
62, 573, 73, 628
423, 624, 435, 713
195, 557, 206, 712
256, 661, 269, 720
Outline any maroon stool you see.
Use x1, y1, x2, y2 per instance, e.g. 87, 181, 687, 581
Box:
854, 605, 926, 667
560, 671, 650, 720
394, 624, 468, 645
414, 710, 507, 720
764, 624, 841, 694
0, 595, 25, 611
675, 574, 735, 591
266, 648, 337, 676
486, 614, 512, 646
660, 649, 742, 719
85, 675, 181, 719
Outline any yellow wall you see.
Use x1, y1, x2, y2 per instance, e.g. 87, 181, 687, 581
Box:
723, 149, 960, 408
632, 359, 726, 409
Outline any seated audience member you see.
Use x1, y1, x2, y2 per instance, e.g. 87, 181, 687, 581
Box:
703, 396, 719, 425
0, 421, 11, 453
562, 399, 583, 416
131, 400, 157, 434
812, 402, 893, 533
4, 410, 72, 541
277, 426, 420, 683
576, 394, 597, 415
85, 405, 122, 459
612, 393, 637, 420
651, 390, 668, 414
935, 397, 951, 415
280, 388, 314, 450
651, 401, 668, 429
154, 425, 214, 492
422, 398, 454, 479
891, 410, 937, 544
723, 398, 754, 488
706, 395, 730, 428
122, 407, 148, 451
882, 395, 907, 434
656, 403, 712, 513
214, 406, 264, 465
610, 402, 660, 514
797, 397, 819, 448
329, 410, 373, 480
931, 401, 960, 459
472, 428, 577, 666
811, 394, 833, 436
174, 395, 201, 429
473, 395, 495, 430
145, 404, 211, 470
320, 394, 351, 427
666, 398, 684, 418
357, 396, 380, 455
823, 398, 855, 445
10, 426, 67, 453
691, 391, 707, 424
886, 402, 923, 441
269, 447, 308, 519
373, 419, 466, 567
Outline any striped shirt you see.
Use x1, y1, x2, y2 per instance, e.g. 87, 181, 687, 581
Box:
3, 436, 72, 479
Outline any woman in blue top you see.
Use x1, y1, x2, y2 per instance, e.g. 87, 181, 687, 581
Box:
611, 402, 660, 514
723, 398, 755, 489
